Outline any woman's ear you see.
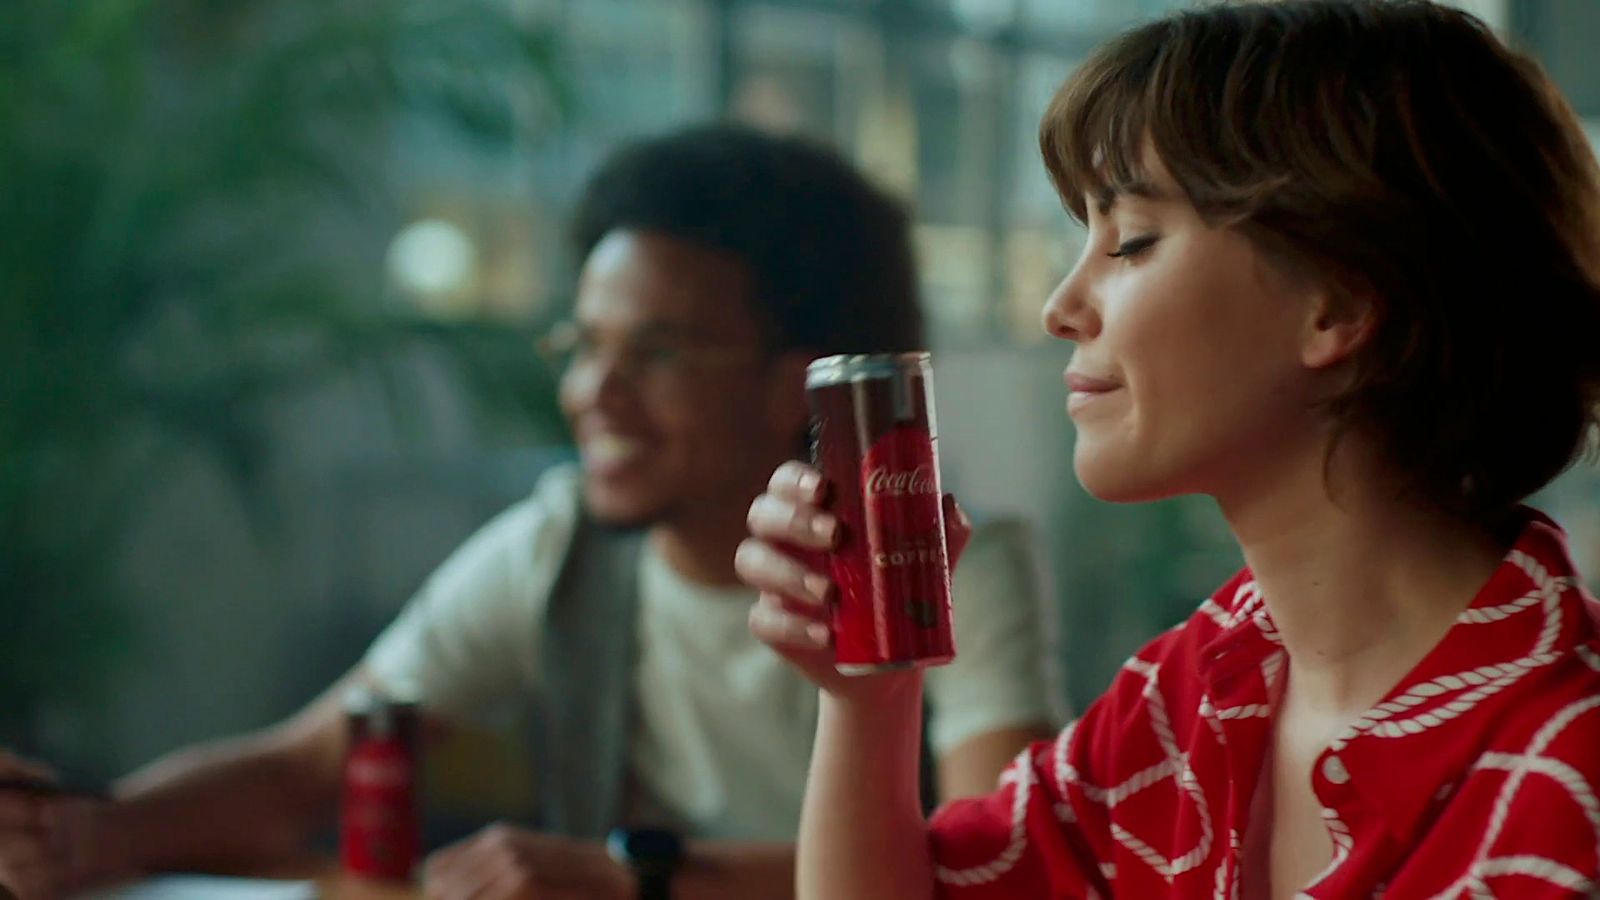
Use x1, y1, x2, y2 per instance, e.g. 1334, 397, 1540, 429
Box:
1301, 282, 1379, 370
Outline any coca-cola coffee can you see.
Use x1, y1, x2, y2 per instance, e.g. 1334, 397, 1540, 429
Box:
340, 686, 421, 882
806, 352, 956, 674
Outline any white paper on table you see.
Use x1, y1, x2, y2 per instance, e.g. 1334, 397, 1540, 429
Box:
78, 874, 318, 899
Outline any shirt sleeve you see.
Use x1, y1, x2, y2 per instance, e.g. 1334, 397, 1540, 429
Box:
925, 517, 1067, 755
362, 465, 581, 726
1439, 696, 1600, 898
929, 621, 1199, 899
929, 717, 1114, 899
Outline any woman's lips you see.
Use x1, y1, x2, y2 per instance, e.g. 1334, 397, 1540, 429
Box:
1065, 371, 1119, 393
1065, 371, 1121, 415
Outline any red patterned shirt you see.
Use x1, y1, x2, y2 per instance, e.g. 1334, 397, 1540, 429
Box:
930, 511, 1600, 897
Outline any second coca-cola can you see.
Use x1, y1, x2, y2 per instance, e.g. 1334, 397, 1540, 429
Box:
340, 686, 421, 882
806, 352, 957, 674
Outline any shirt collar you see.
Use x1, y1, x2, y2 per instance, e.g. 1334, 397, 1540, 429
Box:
1200, 508, 1597, 844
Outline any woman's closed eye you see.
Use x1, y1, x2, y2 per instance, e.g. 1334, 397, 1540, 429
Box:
1107, 235, 1160, 259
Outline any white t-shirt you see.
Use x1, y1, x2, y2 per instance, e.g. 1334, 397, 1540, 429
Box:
365, 464, 1063, 840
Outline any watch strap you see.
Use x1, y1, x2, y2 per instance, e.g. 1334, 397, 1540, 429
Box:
638, 871, 672, 900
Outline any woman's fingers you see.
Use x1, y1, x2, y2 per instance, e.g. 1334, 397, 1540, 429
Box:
748, 590, 838, 688
943, 493, 973, 570
734, 539, 832, 605
748, 593, 831, 651
766, 461, 829, 504
746, 494, 838, 552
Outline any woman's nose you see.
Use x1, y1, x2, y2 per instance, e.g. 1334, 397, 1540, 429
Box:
1041, 265, 1099, 343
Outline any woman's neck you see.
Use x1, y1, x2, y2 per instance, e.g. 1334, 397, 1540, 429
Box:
1220, 442, 1507, 718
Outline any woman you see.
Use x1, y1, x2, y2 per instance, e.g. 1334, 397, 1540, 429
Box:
736, 1, 1600, 897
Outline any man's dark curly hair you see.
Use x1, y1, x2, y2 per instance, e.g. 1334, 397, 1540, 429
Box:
569, 123, 924, 354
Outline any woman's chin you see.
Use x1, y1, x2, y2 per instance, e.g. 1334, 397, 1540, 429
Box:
1073, 453, 1174, 505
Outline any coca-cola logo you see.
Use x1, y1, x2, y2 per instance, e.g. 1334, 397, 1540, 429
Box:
865, 464, 937, 498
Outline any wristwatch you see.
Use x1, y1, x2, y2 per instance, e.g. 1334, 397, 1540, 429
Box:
606, 827, 684, 900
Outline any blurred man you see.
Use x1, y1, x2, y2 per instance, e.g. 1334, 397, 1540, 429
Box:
0, 124, 1061, 900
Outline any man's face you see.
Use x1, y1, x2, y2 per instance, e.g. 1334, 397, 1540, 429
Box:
558, 229, 808, 527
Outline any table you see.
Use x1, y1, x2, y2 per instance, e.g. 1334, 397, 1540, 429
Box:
80, 862, 421, 899
314, 865, 420, 900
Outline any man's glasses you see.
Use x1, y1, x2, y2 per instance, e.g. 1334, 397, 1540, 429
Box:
535, 319, 766, 389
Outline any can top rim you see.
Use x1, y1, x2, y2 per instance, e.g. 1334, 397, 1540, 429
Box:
342, 684, 421, 716
805, 352, 930, 388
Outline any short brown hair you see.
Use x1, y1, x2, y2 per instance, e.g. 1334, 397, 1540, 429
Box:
570, 124, 924, 354
1041, 0, 1600, 525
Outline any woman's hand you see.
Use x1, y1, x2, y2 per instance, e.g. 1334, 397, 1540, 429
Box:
737, 461, 971, 698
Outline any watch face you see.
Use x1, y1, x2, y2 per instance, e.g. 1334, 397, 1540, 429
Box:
628, 828, 684, 862
608, 827, 684, 869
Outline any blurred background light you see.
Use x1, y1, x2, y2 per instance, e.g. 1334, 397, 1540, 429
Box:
387, 218, 479, 310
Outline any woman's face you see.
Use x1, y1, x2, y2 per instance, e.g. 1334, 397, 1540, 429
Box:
1043, 155, 1332, 505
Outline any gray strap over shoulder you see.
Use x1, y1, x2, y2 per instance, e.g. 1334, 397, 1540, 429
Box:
531, 508, 942, 835
530, 514, 645, 838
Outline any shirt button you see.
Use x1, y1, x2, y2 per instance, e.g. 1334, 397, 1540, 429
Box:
1322, 755, 1350, 785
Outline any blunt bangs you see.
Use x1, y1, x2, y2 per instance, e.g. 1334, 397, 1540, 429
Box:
1038, 22, 1170, 222
1040, 4, 1359, 230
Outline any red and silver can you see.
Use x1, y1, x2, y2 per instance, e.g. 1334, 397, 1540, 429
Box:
806, 352, 957, 674
340, 687, 421, 882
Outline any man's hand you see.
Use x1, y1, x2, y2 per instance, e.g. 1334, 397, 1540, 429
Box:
423, 823, 632, 900
0, 752, 106, 900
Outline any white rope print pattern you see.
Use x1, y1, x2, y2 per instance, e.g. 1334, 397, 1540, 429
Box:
1327, 552, 1569, 753
1109, 661, 1216, 880
935, 748, 1038, 886
934, 556, 1597, 895
1214, 830, 1240, 900
941, 644, 1226, 888
1299, 805, 1356, 892
1075, 596, 1254, 889
1224, 581, 1264, 630
1426, 693, 1600, 898
1053, 719, 1080, 801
